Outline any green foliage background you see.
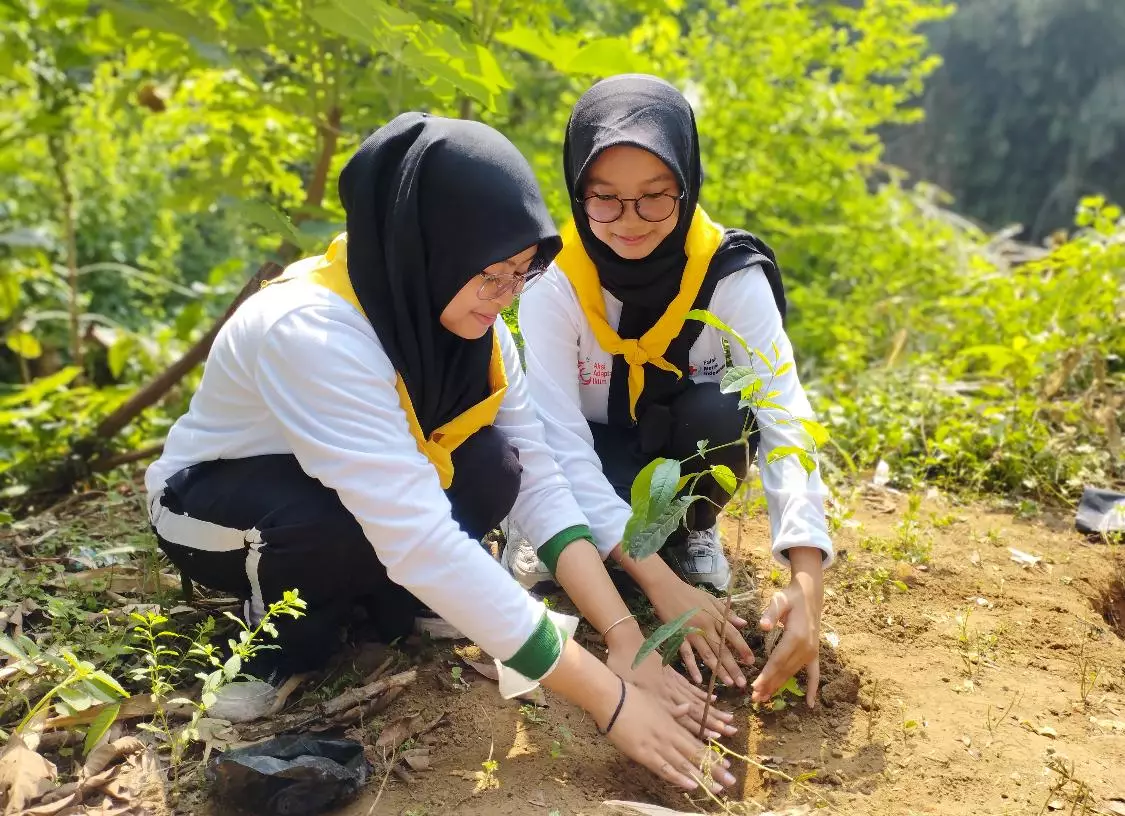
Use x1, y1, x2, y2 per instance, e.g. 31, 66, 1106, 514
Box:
0, 0, 1121, 506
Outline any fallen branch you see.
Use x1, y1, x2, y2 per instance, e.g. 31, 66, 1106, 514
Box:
323, 669, 417, 716
238, 669, 417, 741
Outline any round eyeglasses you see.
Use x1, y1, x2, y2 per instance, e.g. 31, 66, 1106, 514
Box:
579, 190, 684, 224
477, 260, 548, 301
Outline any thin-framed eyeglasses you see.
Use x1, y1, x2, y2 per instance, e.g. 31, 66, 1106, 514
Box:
579, 190, 685, 224
477, 257, 549, 301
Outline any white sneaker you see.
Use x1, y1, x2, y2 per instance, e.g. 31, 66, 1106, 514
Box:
501, 521, 556, 590
667, 525, 731, 592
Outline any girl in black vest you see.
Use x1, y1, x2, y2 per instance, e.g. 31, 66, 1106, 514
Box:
515, 75, 834, 706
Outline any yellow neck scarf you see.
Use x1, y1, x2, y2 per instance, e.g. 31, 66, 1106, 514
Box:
266, 234, 507, 489
557, 205, 724, 420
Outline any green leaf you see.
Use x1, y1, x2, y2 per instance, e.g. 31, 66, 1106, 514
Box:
766, 445, 806, 465
83, 702, 121, 756
227, 200, 321, 251
797, 418, 830, 448
632, 607, 699, 670
563, 38, 645, 76
0, 633, 30, 662
89, 670, 129, 699
647, 458, 681, 519
623, 457, 664, 543
223, 654, 241, 682
57, 685, 97, 713
719, 365, 759, 395
5, 331, 42, 360
626, 495, 697, 560
685, 309, 751, 355
710, 465, 738, 495
106, 335, 134, 379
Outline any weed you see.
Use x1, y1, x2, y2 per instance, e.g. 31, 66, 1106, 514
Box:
550, 723, 573, 758
857, 566, 909, 600
478, 757, 500, 791
1039, 755, 1097, 815
986, 692, 1022, 738
860, 494, 932, 564
128, 589, 306, 774
519, 703, 547, 725
450, 665, 469, 690
1075, 632, 1100, 705
929, 511, 960, 529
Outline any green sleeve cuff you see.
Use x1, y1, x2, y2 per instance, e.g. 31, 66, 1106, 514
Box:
502, 610, 567, 679
536, 524, 593, 574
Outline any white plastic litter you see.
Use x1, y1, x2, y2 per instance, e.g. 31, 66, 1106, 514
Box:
206, 680, 277, 723
873, 459, 891, 487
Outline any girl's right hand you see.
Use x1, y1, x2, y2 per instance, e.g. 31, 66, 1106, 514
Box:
603, 680, 737, 793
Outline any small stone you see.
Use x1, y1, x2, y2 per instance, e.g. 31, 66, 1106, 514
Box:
940, 676, 951, 683
835, 725, 851, 735
1010, 772, 1021, 785
783, 713, 801, 732
831, 748, 844, 759
858, 694, 880, 712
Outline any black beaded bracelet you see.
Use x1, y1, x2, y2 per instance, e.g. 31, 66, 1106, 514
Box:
598, 676, 627, 736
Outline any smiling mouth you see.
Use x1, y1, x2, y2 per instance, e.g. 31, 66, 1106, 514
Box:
614, 233, 650, 245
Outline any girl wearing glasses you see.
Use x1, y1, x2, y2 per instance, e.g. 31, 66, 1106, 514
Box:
145, 113, 734, 792
514, 76, 834, 706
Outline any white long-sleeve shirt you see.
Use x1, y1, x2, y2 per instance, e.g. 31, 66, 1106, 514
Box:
519, 262, 833, 567
147, 277, 590, 679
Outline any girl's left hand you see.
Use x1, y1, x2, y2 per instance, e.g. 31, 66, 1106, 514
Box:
750, 548, 824, 708
649, 579, 754, 688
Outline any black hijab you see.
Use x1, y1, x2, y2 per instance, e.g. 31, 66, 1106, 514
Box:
563, 75, 786, 434
340, 112, 561, 435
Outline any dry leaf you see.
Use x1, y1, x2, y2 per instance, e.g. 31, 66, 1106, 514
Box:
375, 713, 425, 753
1101, 799, 1125, 816
82, 737, 144, 778
401, 748, 431, 772
462, 659, 498, 682
0, 734, 57, 815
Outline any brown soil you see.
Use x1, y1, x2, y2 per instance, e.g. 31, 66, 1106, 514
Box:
336, 492, 1125, 816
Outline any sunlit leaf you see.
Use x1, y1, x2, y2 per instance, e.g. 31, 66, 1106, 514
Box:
632, 607, 698, 670
84, 702, 121, 756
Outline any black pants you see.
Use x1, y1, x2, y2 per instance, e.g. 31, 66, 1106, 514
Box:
154, 426, 522, 674
591, 382, 759, 548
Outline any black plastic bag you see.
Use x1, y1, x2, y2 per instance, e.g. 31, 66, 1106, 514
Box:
1075, 487, 1125, 536
208, 734, 370, 815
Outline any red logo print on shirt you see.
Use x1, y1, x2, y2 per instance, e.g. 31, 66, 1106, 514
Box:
578, 358, 609, 386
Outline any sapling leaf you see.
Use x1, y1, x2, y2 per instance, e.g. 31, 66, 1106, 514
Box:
695, 438, 709, 455
624, 457, 667, 544
84, 702, 121, 756
223, 654, 241, 682
632, 607, 699, 670
685, 309, 750, 356
797, 417, 830, 447
647, 458, 681, 519
626, 496, 698, 560
754, 348, 776, 374
658, 626, 699, 666
767, 445, 806, 465
720, 365, 759, 395
797, 451, 816, 475
710, 464, 738, 495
